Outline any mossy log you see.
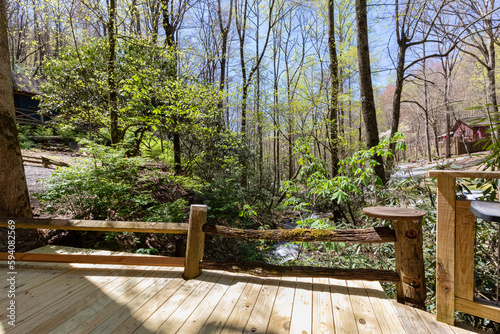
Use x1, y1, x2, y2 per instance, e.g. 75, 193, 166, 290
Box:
202, 225, 395, 244
200, 261, 400, 282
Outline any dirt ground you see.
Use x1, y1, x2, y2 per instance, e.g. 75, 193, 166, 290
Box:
22, 149, 82, 218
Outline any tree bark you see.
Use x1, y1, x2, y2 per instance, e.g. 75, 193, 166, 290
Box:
216, 0, 233, 130
0, 0, 32, 218
328, 0, 339, 177
108, 0, 119, 145
203, 225, 396, 243
355, 0, 386, 184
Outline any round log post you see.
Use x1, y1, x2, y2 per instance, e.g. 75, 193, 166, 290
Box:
363, 207, 426, 309
183, 205, 207, 280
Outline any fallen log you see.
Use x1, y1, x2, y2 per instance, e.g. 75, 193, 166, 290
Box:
202, 225, 395, 244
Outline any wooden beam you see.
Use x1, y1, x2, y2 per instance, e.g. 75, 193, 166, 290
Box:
0, 218, 188, 234
455, 298, 500, 323
428, 170, 500, 179
455, 200, 475, 301
202, 225, 395, 244
393, 218, 426, 309
183, 205, 207, 279
200, 261, 400, 282
435, 175, 457, 325
0, 253, 185, 267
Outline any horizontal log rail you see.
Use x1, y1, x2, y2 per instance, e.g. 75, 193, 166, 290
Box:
0, 253, 185, 267
0, 218, 188, 234
203, 225, 395, 244
200, 261, 400, 282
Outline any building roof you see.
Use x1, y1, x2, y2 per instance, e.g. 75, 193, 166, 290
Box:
457, 116, 490, 128
11, 70, 41, 95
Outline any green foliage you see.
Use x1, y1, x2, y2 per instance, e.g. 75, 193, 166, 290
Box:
36, 141, 196, 221
38, 38, 226, 159
283, 133, 407, 217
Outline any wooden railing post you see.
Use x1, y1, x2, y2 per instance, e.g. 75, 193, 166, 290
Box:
393, 217, 426, 309
435, 175, 456, 324
183, 204, 207, 280
363, 207, 426, 309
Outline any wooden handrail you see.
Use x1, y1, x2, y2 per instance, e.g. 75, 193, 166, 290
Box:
429, 170, 500, 179
0, 218, 189, 234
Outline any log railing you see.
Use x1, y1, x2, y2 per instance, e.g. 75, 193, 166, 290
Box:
1, 204, 426, 308
429, 170, 500, 325
193, 210, 426, 309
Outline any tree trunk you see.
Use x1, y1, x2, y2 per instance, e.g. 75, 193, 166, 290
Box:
422, 38, 431, 162
355, 0, 386, 184
389, 46, 406, 159
216, 0, 233, 130
108, 0, 119, 145
0, 0, 32, 218
328, 0, 339, 177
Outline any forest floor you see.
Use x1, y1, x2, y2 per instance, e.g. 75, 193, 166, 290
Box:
22, 149, 491, 217
22, 149, 82, 218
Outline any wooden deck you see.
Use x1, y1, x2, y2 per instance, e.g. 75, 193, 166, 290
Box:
0, 246, 479, 334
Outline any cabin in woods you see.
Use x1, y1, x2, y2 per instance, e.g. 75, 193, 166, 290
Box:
12, 71, 49, 125
438, 117, 491, 155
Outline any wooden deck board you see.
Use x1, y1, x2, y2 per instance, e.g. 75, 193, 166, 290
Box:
290, 277, 313, 334
0, 246, 480, 334
312, 277, 335, 334
330, 278, 358, 333
244, 277, 281, 334
220, 276, 264, 334
347, 279, 383, 333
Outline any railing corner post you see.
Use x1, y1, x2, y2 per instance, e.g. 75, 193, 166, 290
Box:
183, 204, 207, 280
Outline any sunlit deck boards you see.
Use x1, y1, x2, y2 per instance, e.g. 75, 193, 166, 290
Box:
1, 247, 479, 334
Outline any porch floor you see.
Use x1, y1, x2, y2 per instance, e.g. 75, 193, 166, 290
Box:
0, 246, 479, 334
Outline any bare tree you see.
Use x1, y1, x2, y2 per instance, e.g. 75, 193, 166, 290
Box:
355, 0, 386, 184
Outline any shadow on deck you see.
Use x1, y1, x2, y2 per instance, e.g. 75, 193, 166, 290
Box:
0, 246, 479, 334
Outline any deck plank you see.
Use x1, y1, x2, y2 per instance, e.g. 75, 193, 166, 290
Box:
244, 277, 281, 334
312, 277, 335, 334
362, 280, 406, 333
220, 276, 265, 334
177, 273, 237, 334
42, 266, 161, 334
391, 300, 431, 334
80, 267, 173, 334
289, 277, 313, 334
4, 265, 130, 333
265, 276, 296, 334
347, 279, 383, 333
110, 270, 186, 334
0, 246, 482, 334
198, 274, 251, 334
414, 307, 458, 334
156, 272, 225, 333
2, 265, 119, 331
50, 267, 179, 334
134, 272, 215, 334
330, 278, 358, 333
